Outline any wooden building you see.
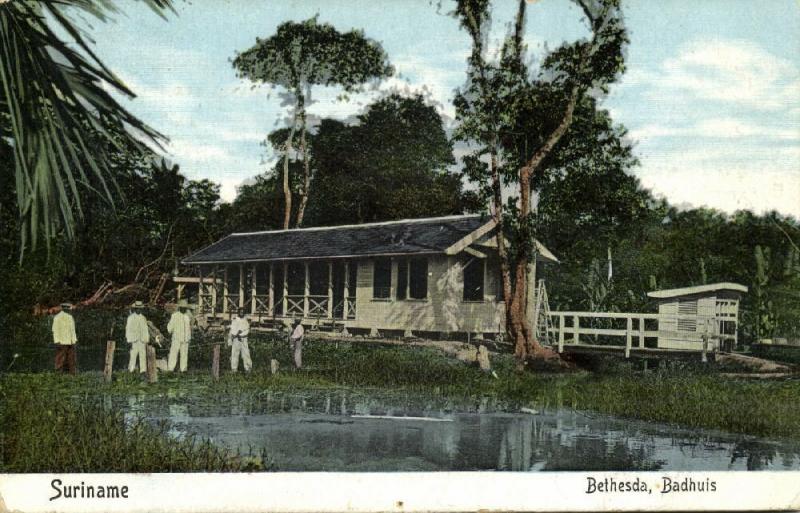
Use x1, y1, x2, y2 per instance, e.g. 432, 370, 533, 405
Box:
647, 282, 748, 351
179, 215, 558, 338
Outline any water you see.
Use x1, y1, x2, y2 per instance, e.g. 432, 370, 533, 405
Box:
121, 390, 800, 472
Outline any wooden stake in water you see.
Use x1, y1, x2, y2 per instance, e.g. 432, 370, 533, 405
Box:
212, 344, 220, 381
103, 340, 115, 383
146, 345, 158, 384
270, 358, 279, 375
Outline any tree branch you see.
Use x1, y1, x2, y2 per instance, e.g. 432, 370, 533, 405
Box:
134, 220, 176, 283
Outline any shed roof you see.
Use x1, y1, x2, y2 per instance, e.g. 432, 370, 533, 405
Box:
183, 214, 558, 265
647, 282, 748, 299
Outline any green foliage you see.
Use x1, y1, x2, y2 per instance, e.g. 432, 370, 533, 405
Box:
233, 16, 392, 93
753, 245, 777, 339
306, 94, 477, 225
225, 95, 478, 231
0, 138, 226, 323
0, 0, 174, 254
233, 16, 393, 227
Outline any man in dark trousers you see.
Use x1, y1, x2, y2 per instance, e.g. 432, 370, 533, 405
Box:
52, 302, 78, 374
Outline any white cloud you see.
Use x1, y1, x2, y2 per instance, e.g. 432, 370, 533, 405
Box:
630, 118, 800, 142
654, 39, 800, 111
218, 178, 243, 203
168, 140, 233, 161
637, 164, 800, 218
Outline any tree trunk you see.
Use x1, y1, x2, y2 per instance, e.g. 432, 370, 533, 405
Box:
499, 91, 581, 368
295, 94, 310, 228
282, 111, 299, 230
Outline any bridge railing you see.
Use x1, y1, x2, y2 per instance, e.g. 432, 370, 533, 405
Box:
546, 311, 719, 357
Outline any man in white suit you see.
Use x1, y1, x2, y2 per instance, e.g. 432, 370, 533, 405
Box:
126, 301, 149, 373
228, 307, 251, 373
167, 300, 193, 372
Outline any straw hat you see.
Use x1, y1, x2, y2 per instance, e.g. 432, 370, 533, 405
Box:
132, 300, 145, 309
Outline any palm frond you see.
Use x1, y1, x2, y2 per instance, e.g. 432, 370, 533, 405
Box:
0, 0, 175, 258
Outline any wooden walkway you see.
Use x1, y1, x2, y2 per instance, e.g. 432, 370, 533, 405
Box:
556, 343, 709, 360
545, 310, 718, 361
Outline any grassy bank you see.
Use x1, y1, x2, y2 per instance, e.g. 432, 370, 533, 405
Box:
0, 376, 265, 472
2, 336, 800, 444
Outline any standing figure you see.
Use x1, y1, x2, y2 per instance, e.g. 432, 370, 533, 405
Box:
228, 307, 252, 373
126, 301, 150, 373
167, 300, 193, 372
52, 302, 78, 374
290, 318, 305, 369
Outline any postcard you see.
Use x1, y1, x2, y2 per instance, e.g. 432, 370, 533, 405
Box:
0, 0, 798, 511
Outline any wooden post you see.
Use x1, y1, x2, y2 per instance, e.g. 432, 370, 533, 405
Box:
639, 317, 645, 348
625, 317, 632, 359
223, 266, 229, 314
212, 344, 220, 381
103, 340, 115, 383
198, 266, 204, 314
239, 263, 245, 310
176, 283, 184, 302
270, 359, 279, 375
146, 345, 158, 384
572, 315, 579, 345
701, 333, 709, 363
303, 262, 310, 318
327, 261, 333, 319
282, 262, 288, 316
343, 261, 350, 320
268, 264, 274, 317
558, 315, 565, 353
210, 267, 218, 316
251, 264, 257, 316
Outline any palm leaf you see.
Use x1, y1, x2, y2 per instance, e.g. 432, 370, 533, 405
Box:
0, 0, 176, 258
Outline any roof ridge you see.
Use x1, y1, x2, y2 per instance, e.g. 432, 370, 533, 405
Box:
229, 214, 483, 236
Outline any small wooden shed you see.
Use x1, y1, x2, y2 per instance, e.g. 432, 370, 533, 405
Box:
647, 282, 748, 351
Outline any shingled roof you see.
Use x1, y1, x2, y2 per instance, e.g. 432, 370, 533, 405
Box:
183, 215, 494, 264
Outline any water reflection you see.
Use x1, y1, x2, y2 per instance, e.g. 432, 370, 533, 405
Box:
120, 391, 800, 472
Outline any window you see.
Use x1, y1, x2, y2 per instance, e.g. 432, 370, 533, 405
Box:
409, 258, 428, 299
677, 300, 698, 331
463, 258, 485, 301
397, 260, 408, 300
396, 257, 428, 300
373, 258, 391, 299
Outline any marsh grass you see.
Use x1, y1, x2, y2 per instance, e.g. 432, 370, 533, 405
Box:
0, 378, 265, 472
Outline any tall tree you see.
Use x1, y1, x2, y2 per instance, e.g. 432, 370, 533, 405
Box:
307, 94, 478, 225
0, 0, 175, 256
453, 0, 628, 366
232, 17, 393, 229
226, 94, 479, 231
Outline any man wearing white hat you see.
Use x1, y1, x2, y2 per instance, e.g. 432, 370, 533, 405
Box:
52, 302, 78, 374
228, 307, 251, 373
167, 299, 193, 372
126, 301, 150, 373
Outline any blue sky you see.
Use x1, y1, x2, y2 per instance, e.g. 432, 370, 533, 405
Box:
86, 0, 800, 217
